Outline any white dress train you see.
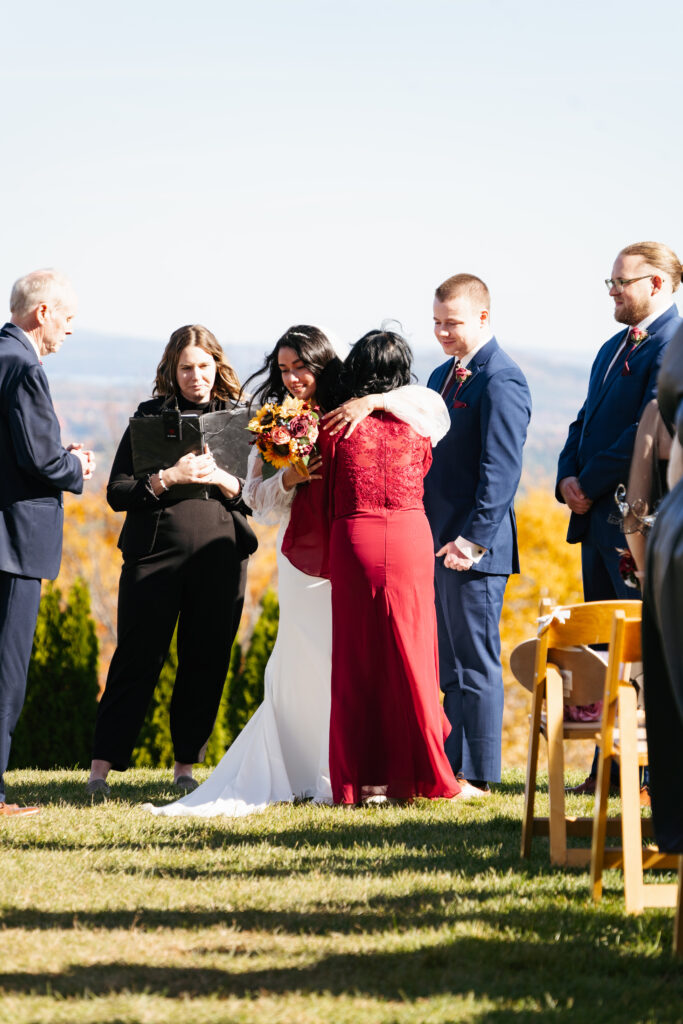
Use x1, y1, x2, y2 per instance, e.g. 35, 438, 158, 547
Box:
149, 385, 449, 818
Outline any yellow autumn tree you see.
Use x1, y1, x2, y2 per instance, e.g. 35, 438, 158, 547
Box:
500, 487, 585, 767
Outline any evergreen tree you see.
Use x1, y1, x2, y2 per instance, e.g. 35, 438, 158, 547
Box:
225, 590, 279, 744
10, 579, 99, 769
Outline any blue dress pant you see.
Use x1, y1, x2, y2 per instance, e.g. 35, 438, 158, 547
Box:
0, 571, 42, 799
434, 562, 508, 783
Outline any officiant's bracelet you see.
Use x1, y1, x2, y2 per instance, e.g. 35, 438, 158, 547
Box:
158, 469, 169, 492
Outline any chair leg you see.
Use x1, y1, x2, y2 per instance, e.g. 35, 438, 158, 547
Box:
675, 857, 683, 958
619, 688, 644, 914
521, 684, 543, 859
546, 667, 568, 866
590, 751, 613, 902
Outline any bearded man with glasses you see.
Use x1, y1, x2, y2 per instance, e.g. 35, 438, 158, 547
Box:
557, 241, 683, 796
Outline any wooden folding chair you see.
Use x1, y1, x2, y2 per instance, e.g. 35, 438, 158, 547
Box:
590, 611, 678, 913
513, 598, 641, 866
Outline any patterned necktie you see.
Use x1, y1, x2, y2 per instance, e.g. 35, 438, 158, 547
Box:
621, 328, 640, 377
440, 359, 460, 397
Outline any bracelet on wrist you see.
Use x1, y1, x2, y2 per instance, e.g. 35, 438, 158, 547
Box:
158, 469, 169, 492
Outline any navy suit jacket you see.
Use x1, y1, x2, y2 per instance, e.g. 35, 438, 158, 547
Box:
556, 304, 683, 548
0, 322, 83, 580
424, 337, 531, 576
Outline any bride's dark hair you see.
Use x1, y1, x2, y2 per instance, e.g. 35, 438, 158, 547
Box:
241, 325, 341, 411
335, 329, 414, 402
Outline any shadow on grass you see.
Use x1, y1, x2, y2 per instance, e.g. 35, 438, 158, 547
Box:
0, 931, 680, 1014
0, 888, 677, 942
1, 813, 545, 869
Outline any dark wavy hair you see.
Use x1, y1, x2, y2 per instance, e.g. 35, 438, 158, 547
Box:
241, 325, 341, 411
335, 329, 414, 402
153, 325, 241, 403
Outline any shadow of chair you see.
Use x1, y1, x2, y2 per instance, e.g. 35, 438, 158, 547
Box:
590, 610, 678, 914
511, 597, 641, 866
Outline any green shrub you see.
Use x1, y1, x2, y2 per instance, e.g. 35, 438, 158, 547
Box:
10, 579, 99, 769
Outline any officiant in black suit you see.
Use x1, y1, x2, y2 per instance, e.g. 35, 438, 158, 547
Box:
87, 325, 257, 797
0, 269, 95, 817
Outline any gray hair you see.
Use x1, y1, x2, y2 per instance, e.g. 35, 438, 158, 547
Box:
9, 269, 76, 319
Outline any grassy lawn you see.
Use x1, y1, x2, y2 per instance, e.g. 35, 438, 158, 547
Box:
1, 768, 680, 1024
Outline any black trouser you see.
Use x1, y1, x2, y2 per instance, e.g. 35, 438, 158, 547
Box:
93, 501, 247, 770
643, 493, 683, 853
0, 571, 42, 798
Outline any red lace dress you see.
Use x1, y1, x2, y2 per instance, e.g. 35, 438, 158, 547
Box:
327, 412, 460, 804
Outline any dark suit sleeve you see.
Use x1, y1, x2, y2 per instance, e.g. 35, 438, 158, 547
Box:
459, 368, 531, 549
9, 364, 83, 493
577, 343, 666, 501
555, 401, 587, 502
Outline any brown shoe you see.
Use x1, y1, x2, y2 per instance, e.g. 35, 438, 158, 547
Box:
566, 776, 620, 797
0, 801, 40, 817
566, 776, 597, 796
455, 773, 492, 798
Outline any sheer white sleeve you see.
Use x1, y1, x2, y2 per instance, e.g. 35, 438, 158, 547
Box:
242, 447, 295, 524
384, 384, 450, 446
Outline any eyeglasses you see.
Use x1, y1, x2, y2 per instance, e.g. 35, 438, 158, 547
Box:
604, 275, 653, 293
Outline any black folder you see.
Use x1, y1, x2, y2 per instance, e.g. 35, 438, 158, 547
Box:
129, 407, 252, 494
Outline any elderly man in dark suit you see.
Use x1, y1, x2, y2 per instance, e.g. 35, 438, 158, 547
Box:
424, 273, 531, 795
0, 269, 95, 816
557, 241, 683, 795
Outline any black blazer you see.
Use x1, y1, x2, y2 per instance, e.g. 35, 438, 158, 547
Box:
0, 322, 83, 579
107, 397, 257, 561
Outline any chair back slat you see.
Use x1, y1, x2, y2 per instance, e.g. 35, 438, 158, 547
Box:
619, 618, 642, 665
545, 601, 641, 648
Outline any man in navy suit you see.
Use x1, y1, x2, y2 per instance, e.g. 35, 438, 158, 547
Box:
424, 274, 531, 794
557, 241, 683, 795
0, 269, 95, 816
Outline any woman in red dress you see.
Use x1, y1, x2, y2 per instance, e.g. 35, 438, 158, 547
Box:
327, 330, 464, 805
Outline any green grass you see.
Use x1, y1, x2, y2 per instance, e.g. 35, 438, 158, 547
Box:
0, 768, 681, 1023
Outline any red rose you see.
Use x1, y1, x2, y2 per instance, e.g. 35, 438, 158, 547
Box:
288, 415, 310, 438
270, 426, 291, 446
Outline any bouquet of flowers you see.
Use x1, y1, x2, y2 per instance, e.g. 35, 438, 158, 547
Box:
247, 396, 320, 478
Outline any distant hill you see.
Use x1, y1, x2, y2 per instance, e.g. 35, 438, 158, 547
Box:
47, 329, 588, 485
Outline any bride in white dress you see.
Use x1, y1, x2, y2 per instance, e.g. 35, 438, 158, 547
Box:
149, 325, 449, 817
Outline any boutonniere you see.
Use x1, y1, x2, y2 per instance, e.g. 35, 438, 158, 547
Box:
621, 328, 648, 376
452, 366, 472, 409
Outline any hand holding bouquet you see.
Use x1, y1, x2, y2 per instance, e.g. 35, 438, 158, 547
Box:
247, 396, 320, 479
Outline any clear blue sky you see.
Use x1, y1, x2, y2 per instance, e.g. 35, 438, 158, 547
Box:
2, 0, 681, 359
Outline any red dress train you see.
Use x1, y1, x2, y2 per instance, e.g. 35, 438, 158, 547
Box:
328, 412, 460, 804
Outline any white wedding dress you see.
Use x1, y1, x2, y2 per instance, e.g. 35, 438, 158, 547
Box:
149, 386, 449, 817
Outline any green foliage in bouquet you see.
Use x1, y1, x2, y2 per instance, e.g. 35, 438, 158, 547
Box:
10, 579, 99, 769
131, 589, 279, 767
